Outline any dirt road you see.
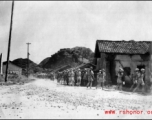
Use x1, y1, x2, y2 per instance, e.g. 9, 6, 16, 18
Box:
0, 79, 152, 119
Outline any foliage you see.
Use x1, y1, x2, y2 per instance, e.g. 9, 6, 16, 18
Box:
39, 47, 94, 69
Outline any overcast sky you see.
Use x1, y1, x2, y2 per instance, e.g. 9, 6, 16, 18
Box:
0, 1, 152, 64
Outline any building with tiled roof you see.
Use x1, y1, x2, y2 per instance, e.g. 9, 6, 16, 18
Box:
3, 61, 22, 75
94, 40, 152, 92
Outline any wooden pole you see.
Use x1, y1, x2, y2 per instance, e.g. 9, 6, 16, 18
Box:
5, 1, 14, 82
0, 53, 2, 74
26, 43, 31, 78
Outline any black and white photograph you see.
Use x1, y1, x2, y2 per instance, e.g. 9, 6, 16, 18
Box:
0, 1, 152, 119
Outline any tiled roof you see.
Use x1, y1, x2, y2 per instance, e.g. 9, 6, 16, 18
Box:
3, 61, 22, 69
96, 40, 151, 54
73, 63, 96, 70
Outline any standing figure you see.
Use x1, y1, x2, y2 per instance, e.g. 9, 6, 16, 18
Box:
141, 68, 145, 93
66, 70, 69, 85
130, 68, 139, 91
133, 68, 145, 93
69, 69, 75, 86
74, 69, 77, 86
68, 69, 71, 85
60, 72, 63, 85
102, 69, 106, 90
53, 72, 56, 80
76, 69, 81, 86
82, 68, 88, 86
63, 70, 67, 85
117, 68, 124, 91
96, 70, 102, 89
86, 67, 94, 89
57, 71, 61, 84
71, 69, 75, 86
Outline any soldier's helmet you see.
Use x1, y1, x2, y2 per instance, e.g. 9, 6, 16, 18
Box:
135, 68, 139, 71
141, 68, 145, 71
119, 68, 124, 72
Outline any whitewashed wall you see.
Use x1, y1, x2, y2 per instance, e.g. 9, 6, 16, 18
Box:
115, 55, 147, 74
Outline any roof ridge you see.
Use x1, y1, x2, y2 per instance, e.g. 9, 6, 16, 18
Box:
96, 40, 151, 42
95, 40, 151, 54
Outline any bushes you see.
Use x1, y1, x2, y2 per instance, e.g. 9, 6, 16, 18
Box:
0, 73, 23, 85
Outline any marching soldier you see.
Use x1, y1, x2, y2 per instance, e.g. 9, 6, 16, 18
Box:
66, 70, 69, 85
71, 69, 75, 86
68, 69, 71, 85
141, 68, 145, 83
96, 70, 102, 89
57, 71, 61, 84
117, 67, 124, 91
133, 68, 145, 93
76, 68, 82, 86
74, 69, 77, 86
60, 71, 64, 85
86, 67, 94, 89
64, 70, 67, 85
82, 68, 88, 86
130, 68, 139, 91
69, 69, 75, 86
63, 70, 67, 85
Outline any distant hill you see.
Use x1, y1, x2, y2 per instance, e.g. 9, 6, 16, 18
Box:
39, 47, 94, 69
39, 57, 50, 67
12, 58, 43, 74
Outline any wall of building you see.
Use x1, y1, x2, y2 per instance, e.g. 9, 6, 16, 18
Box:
3, 63, 22, 75
96, 54, 150, 85
115, 55, 147, 75
96, 58, 102, 70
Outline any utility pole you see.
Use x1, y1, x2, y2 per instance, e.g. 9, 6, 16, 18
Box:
5, 1, 15, 82
26, 43, 31, 78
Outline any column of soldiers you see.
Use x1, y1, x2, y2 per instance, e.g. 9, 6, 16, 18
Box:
56, 67, 96, 88
116, 67, 145, 92
56, 67, 105, 89
55, 66, 146, 92
130, 68, 145, 93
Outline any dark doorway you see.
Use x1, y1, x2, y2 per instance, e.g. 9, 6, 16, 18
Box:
123, 67, 132, 87
109, 60, 117, 85
123, 67, 131, 76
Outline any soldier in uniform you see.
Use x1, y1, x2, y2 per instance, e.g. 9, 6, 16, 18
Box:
96, 70, 102, 89
66, 70, 69, 85
68, 69, 71, 86
71, 69, 75, 86
82, 68, 88, 86
133, 68, 145, 93
74, 69, 77, 86
63, 70, 67, 85
57, 71, 61, 84
86, 67, 94, 89
117, 67, 124, 91
60, 71, 63, 85
130, 68, 139, 91
69, 69, 75, 86
76, 69, 82, 86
